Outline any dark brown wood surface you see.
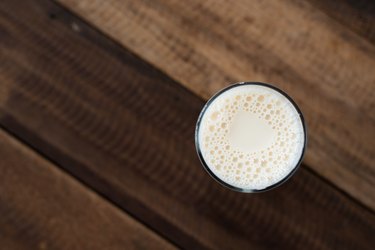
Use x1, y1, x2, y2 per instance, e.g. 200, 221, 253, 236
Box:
0, 0, 374, 249
58, 0, 375, 210
308, 0, 375, 43
0, 129, 176, 250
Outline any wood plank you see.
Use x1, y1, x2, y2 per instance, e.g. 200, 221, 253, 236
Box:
1, 0, 375, 249
57, 0, 375, 209
0, 129, 176, 250
307, 0, 375, 44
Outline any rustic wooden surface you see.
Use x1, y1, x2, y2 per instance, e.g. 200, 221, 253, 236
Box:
0, 129, 176, 250
58, 0, 375, 210
0, 0, 374, 249
308, 0, 375, 43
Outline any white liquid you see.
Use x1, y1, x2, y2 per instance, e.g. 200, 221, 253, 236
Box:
197, 83, 305, 191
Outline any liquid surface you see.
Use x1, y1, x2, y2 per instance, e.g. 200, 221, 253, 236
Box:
197, 83, 305, 191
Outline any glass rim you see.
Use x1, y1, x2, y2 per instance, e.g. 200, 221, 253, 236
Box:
195, 82, 308, 193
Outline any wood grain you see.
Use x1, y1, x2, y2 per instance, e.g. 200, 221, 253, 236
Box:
307, 0, 375, 44
57, 0, 375, 209
1, 1, 374, 249
0, 129, 176, 250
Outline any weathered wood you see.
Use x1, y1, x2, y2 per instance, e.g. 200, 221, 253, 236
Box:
0, 0, 374, 249
58, 0, 375, 209
0, 129, 176, 250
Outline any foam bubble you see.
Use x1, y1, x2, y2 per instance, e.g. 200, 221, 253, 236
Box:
197, 83, 305, 191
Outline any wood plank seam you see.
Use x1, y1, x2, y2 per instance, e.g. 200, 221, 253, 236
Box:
0, 128, 177, 250
0, 120, 183, 250
1, 1, 374, 249
51, 0, 375, 210
55, 0, 375, 210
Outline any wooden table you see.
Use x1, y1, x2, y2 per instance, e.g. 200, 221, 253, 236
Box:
0, 0, 374, 249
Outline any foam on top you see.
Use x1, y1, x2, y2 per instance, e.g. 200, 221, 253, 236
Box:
196, 83, 305, 191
